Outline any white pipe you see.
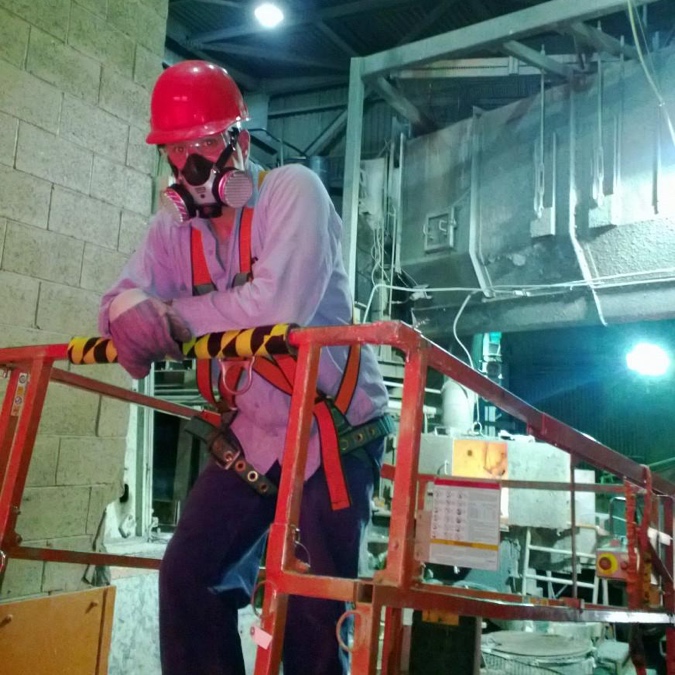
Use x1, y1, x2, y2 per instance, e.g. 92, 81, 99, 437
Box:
441, 378, 476, 435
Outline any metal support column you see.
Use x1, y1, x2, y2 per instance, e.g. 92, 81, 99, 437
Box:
348, 600, 381, 675
377, 338, 428, 588
380, 606, 404, 675
254, 342, 322, 675
342, 56, 365, 298
0, 359, 53, 548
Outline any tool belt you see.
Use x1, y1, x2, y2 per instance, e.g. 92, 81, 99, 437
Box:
185, 412, 394, 498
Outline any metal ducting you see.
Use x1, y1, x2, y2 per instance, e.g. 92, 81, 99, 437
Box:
399, 48, 675, 338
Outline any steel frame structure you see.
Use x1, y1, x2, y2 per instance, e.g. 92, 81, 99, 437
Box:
340, 0, 660, 292
1, 322, 674, 674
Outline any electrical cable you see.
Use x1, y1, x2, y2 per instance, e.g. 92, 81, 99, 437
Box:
451, 292, 485, 431
633, 1, 657, 74
627, 0, 675, 149
362, 283, 515, 323
452, 292, 476, 369
361, 266, 675, 323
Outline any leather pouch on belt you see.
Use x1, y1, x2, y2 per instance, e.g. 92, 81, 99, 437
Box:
185, 416, 277, 497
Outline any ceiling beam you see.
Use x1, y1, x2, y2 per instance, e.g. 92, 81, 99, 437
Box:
313, 0, 464, 67
203, 42, 348, 71
295, 8, 444, 157
563, 21, 639, 59
260, 75, 349, 96
393, 53, 595, 79
192, 0, 419, 45
370, 77, 436, 133
303, 108, 354, 156
165, 17, 259, 90
269, 101, 347, 119
395, 0, 460, 46
360, 0, 658, 79
170, 0, 240, 7
501, 41, 575, 78
316, 21, 359, 57
274, 72, 433, 153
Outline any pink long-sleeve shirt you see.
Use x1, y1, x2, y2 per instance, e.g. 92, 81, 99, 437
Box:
99, 163, 388, 478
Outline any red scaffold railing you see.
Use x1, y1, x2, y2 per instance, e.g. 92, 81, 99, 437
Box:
0, 321, 674, 675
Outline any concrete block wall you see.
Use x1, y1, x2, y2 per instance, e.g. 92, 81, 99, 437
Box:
0, 0, 169, 599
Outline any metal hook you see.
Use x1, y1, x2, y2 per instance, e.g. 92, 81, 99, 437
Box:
219, 356, 256, 396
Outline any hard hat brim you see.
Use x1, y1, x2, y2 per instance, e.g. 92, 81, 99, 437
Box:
146, 116, 248, 145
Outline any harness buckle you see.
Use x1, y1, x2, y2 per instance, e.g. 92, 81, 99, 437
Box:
219, 446, 241, 470
219, 356, 256, 396
208, 431, 242, 470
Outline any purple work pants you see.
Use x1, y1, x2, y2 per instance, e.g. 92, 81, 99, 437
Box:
159, 437, 383, 675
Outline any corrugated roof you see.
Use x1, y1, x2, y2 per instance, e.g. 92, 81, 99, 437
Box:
165, 0, 675, 108
168, 0, 675, 94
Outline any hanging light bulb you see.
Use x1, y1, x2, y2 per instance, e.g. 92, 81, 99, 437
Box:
254, 3, 284, 28
626, 342, 671, 376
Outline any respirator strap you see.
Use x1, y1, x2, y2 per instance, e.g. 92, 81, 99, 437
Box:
214, 128, 240, 172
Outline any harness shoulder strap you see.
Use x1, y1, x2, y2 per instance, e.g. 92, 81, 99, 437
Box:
220, 206, 256, 408
231, 208, 255, 288
191, 211, 257, 408
191, 227, 216, 295
239, 208, 254, 273
191, 226, 220, 405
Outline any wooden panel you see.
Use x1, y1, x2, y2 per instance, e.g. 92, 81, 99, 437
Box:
0, 585, 116, 674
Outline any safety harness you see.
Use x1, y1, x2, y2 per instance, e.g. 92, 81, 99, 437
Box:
189, 206, 392, 510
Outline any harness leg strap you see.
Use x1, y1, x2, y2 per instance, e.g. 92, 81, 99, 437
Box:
314, 403, 351, 511
185, 416, 277, 497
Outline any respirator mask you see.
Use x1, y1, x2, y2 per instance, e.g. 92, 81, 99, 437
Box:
160, 128, 254, 222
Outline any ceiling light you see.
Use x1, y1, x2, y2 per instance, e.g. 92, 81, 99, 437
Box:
626, 342, 671, 376
254, 3, 284, 28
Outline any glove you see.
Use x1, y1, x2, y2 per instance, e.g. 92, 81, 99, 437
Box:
109, 289, 192, 379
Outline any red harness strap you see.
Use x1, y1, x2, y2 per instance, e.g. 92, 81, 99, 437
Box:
191, 211, 256, 409
191, 227, 222, 408
190, 227, 214, 294
190, 206, 361, 510
255, 351, 361, 511
218, 208, 256, 410
239, 208, 253, 271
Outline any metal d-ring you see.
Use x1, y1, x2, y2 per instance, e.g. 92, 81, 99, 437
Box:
250, 578, 278, 619
220, 356, 256, 396
335, 609, 362, 652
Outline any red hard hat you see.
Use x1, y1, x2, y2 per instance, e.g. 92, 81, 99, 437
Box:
146, 61, 249, 145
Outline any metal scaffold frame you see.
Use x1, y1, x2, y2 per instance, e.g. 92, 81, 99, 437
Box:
0, 321, 674, 673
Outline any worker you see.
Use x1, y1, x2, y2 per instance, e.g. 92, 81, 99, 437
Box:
98, 60, 391, 675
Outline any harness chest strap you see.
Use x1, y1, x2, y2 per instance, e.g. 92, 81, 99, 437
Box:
190, 204, 362, 511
